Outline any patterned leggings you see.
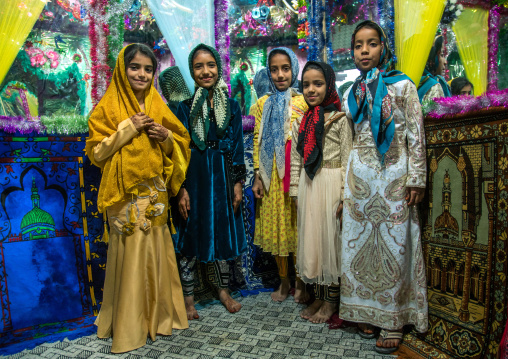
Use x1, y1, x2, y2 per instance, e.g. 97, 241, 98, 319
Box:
178, 257, 229, 297
314, 284, 340, 303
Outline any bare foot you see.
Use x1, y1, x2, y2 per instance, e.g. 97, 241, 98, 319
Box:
184, 295, 199, 320
309, 301, 336, 324
300, 299, 323, 319
217, 288, 242, 313
294, 279, 309, 304
376, 329, 403, 349
271, 278, 291, 302
358, 323, 374, 335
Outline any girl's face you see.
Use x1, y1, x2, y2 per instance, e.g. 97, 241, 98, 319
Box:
436, 51, 447, 76
269, 53, 292, 91
192, 50, 218, 89
302, 68, 326, 107
353, 27, 383, 72
126, 52, 153, 95
459, 84, 472, 96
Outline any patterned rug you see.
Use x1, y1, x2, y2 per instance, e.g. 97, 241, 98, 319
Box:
401, 108, 508, 359
6, 292, 396, 359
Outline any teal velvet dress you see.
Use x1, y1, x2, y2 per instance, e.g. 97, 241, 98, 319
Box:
173, 97, 248, 262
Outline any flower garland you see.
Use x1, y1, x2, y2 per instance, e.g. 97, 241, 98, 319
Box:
488, 5, 500, 92
215, 0, 231, 92
422, 89, 508, 118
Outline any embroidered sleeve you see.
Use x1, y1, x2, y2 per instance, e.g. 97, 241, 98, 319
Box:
253, 97, 264, 170
93, 118, 138, 163
289, 118, 302, 198
404, 81, 427, 188
422, 83, 444, 103
339, 116, 354, 201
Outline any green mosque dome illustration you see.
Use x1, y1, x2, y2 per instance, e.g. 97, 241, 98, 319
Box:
20, 178, 56, 240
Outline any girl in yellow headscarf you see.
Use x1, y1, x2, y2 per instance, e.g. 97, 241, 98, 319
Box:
85, 43, 191, 353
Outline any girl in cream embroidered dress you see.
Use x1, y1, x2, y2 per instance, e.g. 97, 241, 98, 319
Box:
340, 79, 428, 332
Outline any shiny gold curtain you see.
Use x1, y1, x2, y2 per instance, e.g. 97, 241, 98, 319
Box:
0, 0, 46, 85
452, 8, 489, 95
394, 0, 446, 87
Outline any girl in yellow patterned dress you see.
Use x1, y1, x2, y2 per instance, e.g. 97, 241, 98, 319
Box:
252, 47, 308, 302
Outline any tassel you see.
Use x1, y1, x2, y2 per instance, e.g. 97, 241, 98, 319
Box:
128, 203, 137, 224
168, 205, 177, 235
102, 212, 109, 244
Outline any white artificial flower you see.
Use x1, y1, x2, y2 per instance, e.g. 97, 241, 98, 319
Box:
456, 10, 461, 16
457, 4, 463, 10
449, 5, 455, 10
450, 0, 457, 4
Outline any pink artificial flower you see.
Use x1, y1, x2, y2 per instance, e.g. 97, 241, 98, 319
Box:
45, 50, 60, 68
31, 53, 47, 67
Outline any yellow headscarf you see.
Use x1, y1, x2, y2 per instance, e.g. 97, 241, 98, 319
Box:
85, 44, 191, 213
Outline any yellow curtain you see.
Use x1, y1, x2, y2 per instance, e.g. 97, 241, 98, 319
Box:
0, 0, 46, 85
394, 0, 446, 87
452, 8, 489, 95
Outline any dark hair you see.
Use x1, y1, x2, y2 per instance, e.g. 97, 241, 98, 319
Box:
124, 43, 157, 71
426, 35, 444, 74
268, 49, 291, 67
351, 21, 392, 69
300, 62, 326, 92
450, 77, 473, 96
192, 47, 215, 63
352, 21, 383, 44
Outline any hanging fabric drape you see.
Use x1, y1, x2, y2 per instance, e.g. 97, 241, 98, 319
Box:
146, 0, 214, 93
394, 0, 446, 87
452, 7, 489, 96
0, 0, 46, 85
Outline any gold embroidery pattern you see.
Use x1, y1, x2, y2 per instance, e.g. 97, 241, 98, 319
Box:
350, 193, 401, 295
347, 165, 371, 200
384, 175, 407, 202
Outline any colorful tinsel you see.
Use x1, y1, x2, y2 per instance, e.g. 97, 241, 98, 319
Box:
0, 115, 88, 135
307, 0, 324, 61
488, 5, 500, 91
215, 0, 231, 92
297, 0, 309, 52
378, 0, 396, 63
242, 115, 255, 132
422, 89, 508, 118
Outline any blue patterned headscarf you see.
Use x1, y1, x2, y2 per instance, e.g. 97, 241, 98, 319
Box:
348, 21, 411, 157
253, 67, 270, 98
259, 47, 299, 191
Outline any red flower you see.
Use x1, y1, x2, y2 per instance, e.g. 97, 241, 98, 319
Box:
51, 163, 59, 172
67, 168, 76, 176
70, 221, 81, 229
62, 143, 71, 152
5, 165, 13, 174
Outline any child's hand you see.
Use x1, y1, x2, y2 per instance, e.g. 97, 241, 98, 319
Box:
336, 202, 343, 229
405, 187, 424, 206
177, 188, 190, 220
130, 112, 153, 131
233, 182, 243, 214
252, 173, 264, 199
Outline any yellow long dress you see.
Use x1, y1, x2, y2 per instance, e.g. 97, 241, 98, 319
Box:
253, 94, 307, 256
85, 45, 191, 353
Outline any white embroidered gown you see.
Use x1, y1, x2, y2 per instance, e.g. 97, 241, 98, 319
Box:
339, 80, 428, 332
